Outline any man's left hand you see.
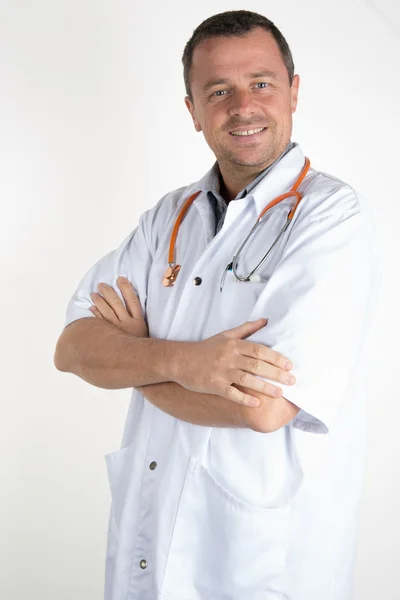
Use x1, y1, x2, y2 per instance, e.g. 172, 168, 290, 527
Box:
89, 277, 272, 407
89, 277, 149, 338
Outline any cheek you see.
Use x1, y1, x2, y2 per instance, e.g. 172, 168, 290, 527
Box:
261, 93, 290, 118
203, 108, 223, 139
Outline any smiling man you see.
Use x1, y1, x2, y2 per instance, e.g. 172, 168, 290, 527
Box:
54, 10, 379, 600
184, 25, 298, 200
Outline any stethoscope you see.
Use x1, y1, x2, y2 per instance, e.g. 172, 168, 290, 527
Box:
162, 157, 311, 290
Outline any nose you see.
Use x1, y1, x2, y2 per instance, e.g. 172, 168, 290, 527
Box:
227, 89, 256, 117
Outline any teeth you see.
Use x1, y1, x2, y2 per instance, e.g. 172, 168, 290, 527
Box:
231, 127, 265, 136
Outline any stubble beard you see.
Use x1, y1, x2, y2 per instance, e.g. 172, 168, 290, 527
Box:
218, 143, 280, 169
217, 129, 281, 169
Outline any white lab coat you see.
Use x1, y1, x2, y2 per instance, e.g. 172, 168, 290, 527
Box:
64, 143, 380, 600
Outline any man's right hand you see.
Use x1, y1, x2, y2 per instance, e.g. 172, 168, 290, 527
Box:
173, 318, 295, 407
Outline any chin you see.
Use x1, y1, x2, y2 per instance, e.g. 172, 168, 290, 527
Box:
229, 152, 275, 168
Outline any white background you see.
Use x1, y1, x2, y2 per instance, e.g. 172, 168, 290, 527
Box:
1, 0, 398, 598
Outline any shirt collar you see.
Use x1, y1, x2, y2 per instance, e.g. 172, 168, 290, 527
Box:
189, 142, 310, 218
195, 140, 296, 201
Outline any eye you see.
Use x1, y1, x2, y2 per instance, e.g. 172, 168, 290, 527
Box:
213, 90, 227, 96
255, 82, 269, 89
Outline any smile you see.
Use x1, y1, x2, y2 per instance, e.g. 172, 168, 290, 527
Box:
230, 127, 267, 136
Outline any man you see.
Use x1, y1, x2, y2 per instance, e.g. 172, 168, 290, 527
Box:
54, 10, 379, 600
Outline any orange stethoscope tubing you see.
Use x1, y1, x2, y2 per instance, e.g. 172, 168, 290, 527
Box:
162, 157, 311, 288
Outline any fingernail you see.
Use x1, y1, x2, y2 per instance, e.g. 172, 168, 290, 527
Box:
118, 277, 127, 283
249, 398, 260, 407
284, 360, 293, 369
286, 375, 296, 385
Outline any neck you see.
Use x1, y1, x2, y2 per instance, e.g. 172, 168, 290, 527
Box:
217, 141, 293, 202
218, 162, 272, 203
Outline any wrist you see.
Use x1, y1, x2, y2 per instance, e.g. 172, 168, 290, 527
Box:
162, 340, 195, 385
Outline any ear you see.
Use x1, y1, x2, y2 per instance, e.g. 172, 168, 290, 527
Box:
290, 74, 300, 114
184, 96, 202, 132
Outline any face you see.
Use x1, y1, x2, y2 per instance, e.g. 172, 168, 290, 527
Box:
185, 27, 300, 171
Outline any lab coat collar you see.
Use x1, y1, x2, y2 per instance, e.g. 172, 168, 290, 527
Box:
251, 143, 308, 216
188, 142, 308, 217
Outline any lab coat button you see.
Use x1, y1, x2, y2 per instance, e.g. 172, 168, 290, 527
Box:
149, 461, 157, 470
193, 276, 202, 286
139, 559, 148, 569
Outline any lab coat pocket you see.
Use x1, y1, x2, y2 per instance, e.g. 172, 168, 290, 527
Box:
104, 444, 135, 532
220, 272, 268, 328
160, 457, 292, 600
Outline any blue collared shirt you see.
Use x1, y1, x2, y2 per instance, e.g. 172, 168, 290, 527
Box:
207, 141, 296, 234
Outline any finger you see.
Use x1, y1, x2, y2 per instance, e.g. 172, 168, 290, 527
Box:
229, 368, 282, 398
239, 356, 295, 386
90, 292, 120, 326
240, 341, 293, 371
96, 282, 130, 321
221, 383, 260, 407
223, 318, 268, 339
235, 384, 281, 403
116, 277, 143, 320
89, 306, 104, 319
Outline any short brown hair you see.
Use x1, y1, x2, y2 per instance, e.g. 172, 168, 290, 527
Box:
182, 10, 295, 100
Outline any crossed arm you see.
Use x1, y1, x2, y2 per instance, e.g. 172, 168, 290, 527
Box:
54, 277, 299, 433
137, 381, 300, 433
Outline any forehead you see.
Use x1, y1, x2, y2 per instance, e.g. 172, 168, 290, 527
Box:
191, 27, 286, 85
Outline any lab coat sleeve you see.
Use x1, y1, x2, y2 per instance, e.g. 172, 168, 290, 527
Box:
63, 210, 153, 329
250, 194, 379, 435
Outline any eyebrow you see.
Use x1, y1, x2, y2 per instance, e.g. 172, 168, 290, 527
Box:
249, 70, 280, 80
203, 70, 280, 91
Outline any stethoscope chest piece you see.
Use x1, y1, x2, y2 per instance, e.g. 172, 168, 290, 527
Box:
162, 264, 181, 287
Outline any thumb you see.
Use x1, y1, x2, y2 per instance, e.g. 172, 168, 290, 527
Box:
223, 318, 268, 340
